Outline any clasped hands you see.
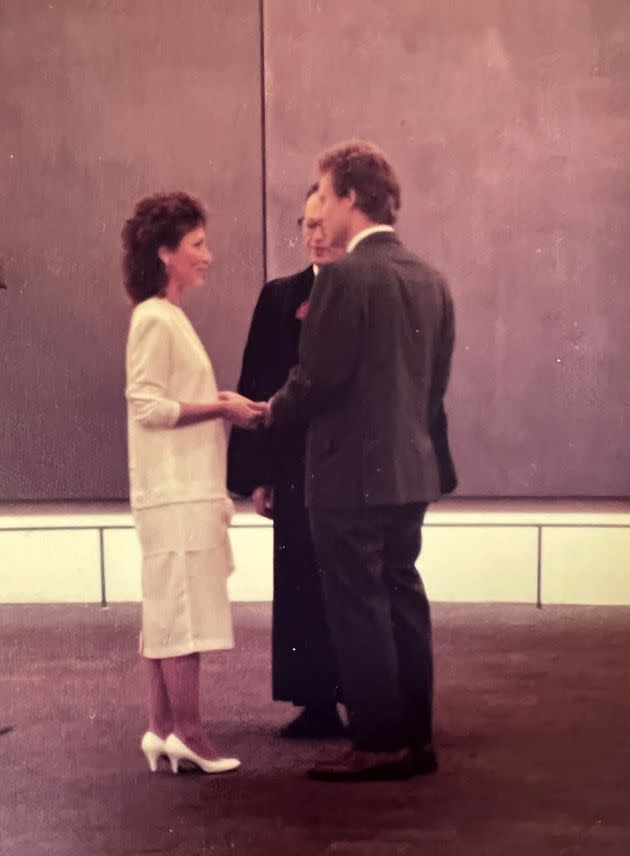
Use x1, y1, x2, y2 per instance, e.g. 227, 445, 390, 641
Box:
218, 391, 271, 430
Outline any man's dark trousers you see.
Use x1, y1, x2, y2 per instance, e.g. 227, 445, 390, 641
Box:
309, 502, 433, 753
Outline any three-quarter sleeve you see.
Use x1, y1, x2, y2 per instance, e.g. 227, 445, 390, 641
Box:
126, 312, 181, 429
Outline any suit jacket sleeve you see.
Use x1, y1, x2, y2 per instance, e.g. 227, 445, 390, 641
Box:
429, 285, 457, 493
270, 264, 363, 426
430, 286, 455, 416
226, 285, 277, 496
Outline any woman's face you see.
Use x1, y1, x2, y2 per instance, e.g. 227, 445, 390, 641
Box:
160, 225, 212, 291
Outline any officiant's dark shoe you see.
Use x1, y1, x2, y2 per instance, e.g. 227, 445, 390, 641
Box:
279, 706, 347, 739
307, 748, 415, 782
411, 745, 438, 776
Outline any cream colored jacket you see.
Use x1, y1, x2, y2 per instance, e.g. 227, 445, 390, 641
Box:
125, 296, 228, 510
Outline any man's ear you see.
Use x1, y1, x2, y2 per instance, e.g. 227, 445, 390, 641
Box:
158, 246, 170, 267
346, 188, 357, 210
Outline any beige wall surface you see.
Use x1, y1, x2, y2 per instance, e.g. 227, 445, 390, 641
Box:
0, 0, 263, 500
263, 0, 630, 497
2, 1, 630, 500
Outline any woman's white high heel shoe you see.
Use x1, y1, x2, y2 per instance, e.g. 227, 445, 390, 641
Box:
164, 734, 240, 775
140, 731, 167, 772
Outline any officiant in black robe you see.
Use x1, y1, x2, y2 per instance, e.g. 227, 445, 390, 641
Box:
227, 186, 346, 738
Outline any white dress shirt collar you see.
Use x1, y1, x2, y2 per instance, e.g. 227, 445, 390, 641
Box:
313, 264, 320, 276
347, 225, 395, 254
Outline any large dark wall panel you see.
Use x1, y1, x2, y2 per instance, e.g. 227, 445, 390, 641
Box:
0, 0, 263, 500
263, 0, 630, 497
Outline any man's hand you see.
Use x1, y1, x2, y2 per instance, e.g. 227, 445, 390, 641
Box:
252, 485, 274, 519
218, 391, 266, 430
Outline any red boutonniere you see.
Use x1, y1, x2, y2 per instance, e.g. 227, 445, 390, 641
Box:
295, 301, 309, 321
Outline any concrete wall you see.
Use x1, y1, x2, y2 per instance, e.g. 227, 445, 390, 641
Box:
1, 1, 629, 500
0, 0, 263, 500
263, 0, 630, 496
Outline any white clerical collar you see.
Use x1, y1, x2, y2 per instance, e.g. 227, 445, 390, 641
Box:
313, 264, 320, 276
347, 225, 395, 253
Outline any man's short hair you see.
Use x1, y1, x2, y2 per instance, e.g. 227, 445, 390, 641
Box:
318, 140, 401, 225
305, 182, 319, 201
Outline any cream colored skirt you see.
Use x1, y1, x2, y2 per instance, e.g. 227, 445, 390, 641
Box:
133, 498, 235, 659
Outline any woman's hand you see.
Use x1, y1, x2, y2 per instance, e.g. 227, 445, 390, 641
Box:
252, 485, 274, 519
218, 391, 267, 430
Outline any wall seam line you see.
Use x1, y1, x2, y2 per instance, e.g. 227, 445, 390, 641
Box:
258, 0, 268, 283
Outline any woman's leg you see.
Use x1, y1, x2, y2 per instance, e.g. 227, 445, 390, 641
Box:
144, 657, 173, 739
161, 652, 216, 756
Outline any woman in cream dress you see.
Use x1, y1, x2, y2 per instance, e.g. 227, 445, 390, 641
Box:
122, 192, 264, 774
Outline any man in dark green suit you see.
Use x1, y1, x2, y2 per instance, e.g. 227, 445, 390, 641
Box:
269, 140, 456, 781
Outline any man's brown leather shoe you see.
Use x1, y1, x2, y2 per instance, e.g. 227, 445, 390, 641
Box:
307, 748, 415, 782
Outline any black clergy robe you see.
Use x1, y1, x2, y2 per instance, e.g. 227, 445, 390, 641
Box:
227, 266, 340, 707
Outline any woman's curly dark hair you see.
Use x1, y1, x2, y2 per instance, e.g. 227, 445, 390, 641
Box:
121, 192, 206, 303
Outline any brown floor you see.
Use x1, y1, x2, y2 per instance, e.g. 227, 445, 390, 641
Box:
1, 602, 630, 855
